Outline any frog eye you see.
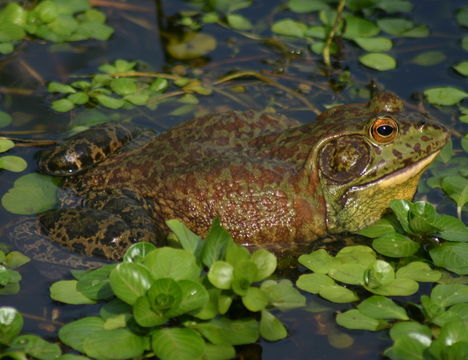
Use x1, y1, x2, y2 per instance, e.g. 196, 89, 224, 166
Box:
370, 117, 398, 143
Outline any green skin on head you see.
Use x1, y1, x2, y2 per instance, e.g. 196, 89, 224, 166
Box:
26, 92, 448, 260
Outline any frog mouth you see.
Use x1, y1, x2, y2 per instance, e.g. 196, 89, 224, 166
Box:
367, 150, 440, 189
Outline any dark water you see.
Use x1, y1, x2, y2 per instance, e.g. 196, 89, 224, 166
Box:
0, 0, 466, 359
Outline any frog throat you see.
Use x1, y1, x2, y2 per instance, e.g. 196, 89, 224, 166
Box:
325, 150, 440, 233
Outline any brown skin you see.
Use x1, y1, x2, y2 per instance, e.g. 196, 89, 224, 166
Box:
35, 92, 448, 260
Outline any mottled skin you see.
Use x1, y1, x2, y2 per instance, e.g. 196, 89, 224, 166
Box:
24, 92, 448, 260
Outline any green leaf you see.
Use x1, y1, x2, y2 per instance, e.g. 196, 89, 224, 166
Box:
50, 280, 95, 305
143, 246, 200, 281
2, 173, 59, 215
59, 317, 104, 354
250, 249, 276, 281
110, 78, 137, 96
411, 51, 446, 66
384, 336, 429, 360
432, 303, 468, 327
430, 284, 468, 308
368, 278, 419, 296
0, 42, 14, 55
227, 14, 252, 31
430, 242, 468, 275
67, 92, 89, 105
372, 233, 420, 257
166, 219, 201, 255
109, 263, 153, 305
76, 264, 114, 300
3, 251, 30, 269
83, 328, 145, 360
152, 328, 205, 360
48, 81, 76, 94
377, 18, 415, 35
0, 139, 14, 153
0, 155, 27, 172
259, 310, 287, 341
456, 7, 468, 27
328, 262, 368, 285
296, 273, 335, 294
123, 242, 157, 264
355, 217, 396, 237
462, 35, 468, 51
389, 321, 432, 343
453, 61, 468, 77
193, 318, 259, 345
0, 306, 23, 345
202, 343, 235, 360
396, 261, 441, 282
271, 18, 307, 38
242, 286, 268, 312
147, 277, 183, 314
149, 78, 169, 93
441, 175, 468, 217
288, 0, 329, 13
335, 245, 377, 267
52, 98, 75, 112
433, 215, 468, 242
201, 219, 232, 267
170, 280, 209, 316
133, 295, 168, 327
0, 23, 25, 42
0, 3, 27, 26
94, 94, 125, 109
166, 32, 216, 60
298, 249, 334, 273
336, 309, 387, 331
359, 53, 397, 71
8, 334, 61, 360
319, 284, 360, 303
357, 295, 408, 320
343, 15, 379, 39
364, 260, 395, 289
261, 280, 306, 311
225, 242, 250, 267
0, 111, 13, 128
354, 37, 392, 52
424, 87, 468, 106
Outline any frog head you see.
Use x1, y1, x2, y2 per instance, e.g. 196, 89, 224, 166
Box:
313, 92, 449, 233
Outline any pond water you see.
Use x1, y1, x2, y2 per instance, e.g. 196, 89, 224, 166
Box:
0, 0, 467, 359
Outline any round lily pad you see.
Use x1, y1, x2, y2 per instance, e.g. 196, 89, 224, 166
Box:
166, 32, 217, 60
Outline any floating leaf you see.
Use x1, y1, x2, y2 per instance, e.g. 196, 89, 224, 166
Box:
251, 249, 277, 281
259, 310, 287, 341
372, 233, 420, 257
227, 14, 252, 31
83, 328, 145, 360
242, 287, 268, 312
167, 32, 216, 60
271, 18, 307, 38
59, 317, 105, 354
0, 306, 23, 345
411, 51, 446, 66
52, 98, 75, 112
430, 242, 468, 275
288, 0, 329, 13
354, 37, 392, 52
357, 296, 408, 320
0, 155, 27, 172
431, 284, 468, 308
0, 111, 12, 128
453, 61, 468, 76
456, 7, 468, 27
50, 280, 95, 305
9, 334, 61, 359
1, 173, 59, 215
298, 249, 334, 274
152, 328, 205, 360
0, 139, 14, 152
359, 53, 396, 71
336, 309, 388, 331
424, 87, 468, 106
109, 263, 152, 305
343, 15, 379, 39
296, 273, 335, 294
396, 262, 441, 282
143, 247, 200, 281
261, 280, 306, 311
193, 318, 259, 346
208, 261, 233, 290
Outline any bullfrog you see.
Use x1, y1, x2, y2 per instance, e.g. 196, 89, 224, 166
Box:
13, 92, 449, 261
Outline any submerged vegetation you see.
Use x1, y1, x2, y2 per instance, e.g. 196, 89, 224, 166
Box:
0, 0, 467, 359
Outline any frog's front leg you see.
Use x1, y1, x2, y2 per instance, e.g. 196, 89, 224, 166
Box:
39, 189, 160, 260
38, 122, 144, 176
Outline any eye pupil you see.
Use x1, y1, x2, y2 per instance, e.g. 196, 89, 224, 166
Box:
377, 125, 394, 136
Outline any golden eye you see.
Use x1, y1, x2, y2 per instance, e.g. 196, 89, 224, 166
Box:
370, 117, 398, 143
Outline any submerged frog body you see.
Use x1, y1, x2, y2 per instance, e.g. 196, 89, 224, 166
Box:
22, 92, 448, 260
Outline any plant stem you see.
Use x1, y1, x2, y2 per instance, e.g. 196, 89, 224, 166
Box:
323, 0, 346, 67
